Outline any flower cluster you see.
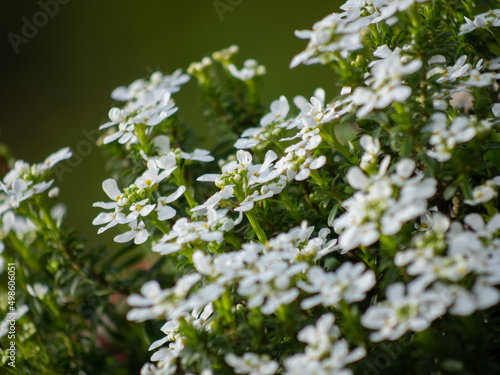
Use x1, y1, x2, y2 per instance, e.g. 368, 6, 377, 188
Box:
110, 2, 500, 373
100, 70, 189, 145
459, 8, 500, 35
290, 0, 429, 67
0, 147, 71, 215
283, 314, 366, 375
0, 148, 71, 273
334, 153, 437, 251
352, 45, 423, 117
92, 159, 186, 244
4, 0, 500, 374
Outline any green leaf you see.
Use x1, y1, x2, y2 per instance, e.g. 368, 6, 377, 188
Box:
327, 204, 339, 227
443, 183, 458, 201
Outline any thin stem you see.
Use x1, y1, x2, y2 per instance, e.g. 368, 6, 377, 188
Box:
8, 232, 40, 270
321, 128, 352, 162
173, 168, 197, 210
485, 202, 498, 216
134, 123, 150, 152
183, 188, 197, 210
245, 210, 268, 243
359, 246, 376, 273
149, 214, 170, 234
38, 197, 58, 232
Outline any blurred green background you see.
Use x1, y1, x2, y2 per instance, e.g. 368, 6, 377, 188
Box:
1, 0, 341, 244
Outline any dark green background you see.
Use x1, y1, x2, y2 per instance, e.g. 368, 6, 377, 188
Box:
1, 0, 341, 243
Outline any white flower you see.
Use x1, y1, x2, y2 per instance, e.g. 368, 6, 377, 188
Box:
260, 96, 290, 127
128, 274, 201, 323
157, 186, 186, 221
103, 122, 137, 145
459, 9, 500, 36
127, 199, 156, 222
112, 69, 189, 102
140, 362, 177, 375
390, 158, 416, 186
361, 278, 450, 341
295, 155, 327, 181
48, 187, 60, 198
298, 262, 375, 309
102, 77, 183, 145
352, 45, 422, 117
225, 352, 279, 375
0, 148, 71, 214
136, 160, 173, 189
228, 59, 266, 81
94, 178, 125, 208
134, 92, 179, 127
425, 114, 477, 162
127, 280, 172, 322
431, 55, 471, 83
464, 181, 498, 205
92, 178, 129, 233
359, 135, 381, 170
92, 209, 128, 234
334, 156, 435, 252
351, 87, 379, 118
298, 92, 336, 126
293, 88, 325, 113
234, 128, 263, 149
237, 261, 305, 314
493, 103, 500, 117
152, 209, 223, 255
180, 149, 214, 163
191, 185, 235, 213
284, 313, 365, 375
43, 147, 73, 169
150, 338, 184, 366
0, 178, 36, 211
290, 11, 364, 68
27, 283, 49, 299
234, 190, 273, 212
464, 70, 495, 87
297, 313, 340, 358
114, 220, 150, 245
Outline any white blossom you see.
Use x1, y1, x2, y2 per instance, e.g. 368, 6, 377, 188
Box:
361, 278, 450, 341
225, 352, 279, 375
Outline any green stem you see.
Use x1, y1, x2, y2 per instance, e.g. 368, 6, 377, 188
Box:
408, 3, 421, 30
149, 215, 170, 234
173, 168, 197, 210
38, 197, 57, 232
245, 210, 268, 243
321, 129, 352, 162
134, 123, 150, 152
8, 232, 40, 270
184, 188, 197, 210
359, 246, 376, 273
19, 206, 44, 229
484, 202, 498, 216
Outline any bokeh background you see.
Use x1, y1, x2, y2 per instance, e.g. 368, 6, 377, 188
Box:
1, 0, 342, 244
